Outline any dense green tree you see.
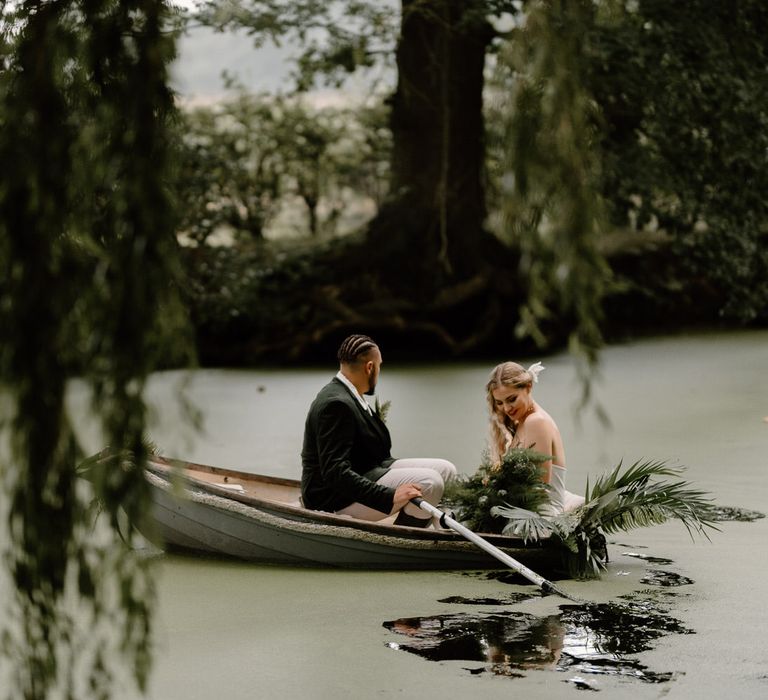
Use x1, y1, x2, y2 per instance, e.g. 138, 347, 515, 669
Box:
187, 0, 767, 364
277, 100, 351, 237
0, 1, 190, 697
587, 0, 768, 324
177, 91, 391, 243
484, 0, 768, 353
178, 92, 286, 244
343, 100, 393, 211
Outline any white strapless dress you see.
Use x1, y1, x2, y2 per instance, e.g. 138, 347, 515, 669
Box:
541, 465, 585, 516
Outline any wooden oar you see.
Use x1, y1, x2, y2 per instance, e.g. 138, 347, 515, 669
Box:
412, 498, 583, 603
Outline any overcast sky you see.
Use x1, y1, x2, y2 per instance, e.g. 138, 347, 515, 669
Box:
169, 2, 395, 105
170, 25, 296, 101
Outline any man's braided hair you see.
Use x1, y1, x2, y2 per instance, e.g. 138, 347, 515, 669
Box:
337, 334, 378, 364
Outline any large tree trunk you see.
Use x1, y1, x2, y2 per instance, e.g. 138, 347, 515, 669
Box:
370, 0, 494, 285
188, 0, 520, 363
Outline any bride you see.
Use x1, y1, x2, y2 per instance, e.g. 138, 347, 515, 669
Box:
485, 361, 584, 515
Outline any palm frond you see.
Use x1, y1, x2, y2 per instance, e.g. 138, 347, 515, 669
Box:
493, 503, 584, 543
494, 457, 718, 579
580, 460, 719, 539
584, 458, 681, 501
492, 504, 555, 542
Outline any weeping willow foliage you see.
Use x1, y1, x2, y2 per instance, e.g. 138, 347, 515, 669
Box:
0, 1, 191, 698
493, 0, 612, 407
494, 459, 718, 579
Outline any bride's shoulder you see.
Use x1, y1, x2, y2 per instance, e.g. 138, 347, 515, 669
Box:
530, 407, 555, 424
528, 408, 559, 432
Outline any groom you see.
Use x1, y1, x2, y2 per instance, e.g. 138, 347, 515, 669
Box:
301, 334, 457, 527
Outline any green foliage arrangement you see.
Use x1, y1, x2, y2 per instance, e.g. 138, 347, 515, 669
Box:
443, 448, 551, 534
494, 459, 718, 579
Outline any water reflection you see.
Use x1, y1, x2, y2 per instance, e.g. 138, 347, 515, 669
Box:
385, 612, 563, 672
640, 570, 694, 587
437, 593, 535, 605
384, 600, 689, 682
622, 552, 674, 565
702, 505, 765, 522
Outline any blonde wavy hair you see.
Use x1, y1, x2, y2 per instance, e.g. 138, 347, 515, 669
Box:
485, 362, 536, 467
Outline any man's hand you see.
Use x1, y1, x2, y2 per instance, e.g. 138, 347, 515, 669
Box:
391, 483, 423, 513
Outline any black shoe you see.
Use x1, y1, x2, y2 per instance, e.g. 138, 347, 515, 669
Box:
393, 511, 431, 528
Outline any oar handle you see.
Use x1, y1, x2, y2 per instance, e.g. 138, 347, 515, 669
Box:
410, 497, 451, 527
411, 497, 448, 515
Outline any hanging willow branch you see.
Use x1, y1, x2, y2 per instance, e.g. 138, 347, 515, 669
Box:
0, 1, 191, 698
494, 0, 612, 408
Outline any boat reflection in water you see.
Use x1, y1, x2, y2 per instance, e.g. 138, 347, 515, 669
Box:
384, 599, 689, 683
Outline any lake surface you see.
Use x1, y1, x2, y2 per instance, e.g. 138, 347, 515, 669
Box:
66, 330, 768, 698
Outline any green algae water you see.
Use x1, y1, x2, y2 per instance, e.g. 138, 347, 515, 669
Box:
57, 330, 768, 699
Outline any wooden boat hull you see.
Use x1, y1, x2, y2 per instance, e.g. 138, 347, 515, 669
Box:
144, 456, 563, 572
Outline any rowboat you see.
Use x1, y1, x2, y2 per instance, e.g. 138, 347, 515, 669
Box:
144, 455, 565, 572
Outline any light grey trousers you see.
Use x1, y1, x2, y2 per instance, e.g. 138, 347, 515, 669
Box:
335, 458, 458, 522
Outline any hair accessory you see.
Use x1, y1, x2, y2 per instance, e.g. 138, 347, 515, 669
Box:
527, 362, 545, 383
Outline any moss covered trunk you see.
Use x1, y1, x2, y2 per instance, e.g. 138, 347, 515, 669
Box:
374, 0, 493, 286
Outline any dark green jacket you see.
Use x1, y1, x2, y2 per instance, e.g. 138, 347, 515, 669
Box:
301, 377, 395, 513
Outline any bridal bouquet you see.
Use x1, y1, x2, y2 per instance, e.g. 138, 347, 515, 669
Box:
443, 447, 550, 534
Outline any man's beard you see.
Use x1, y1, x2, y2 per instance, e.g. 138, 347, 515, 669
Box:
364, 370, 377, 395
